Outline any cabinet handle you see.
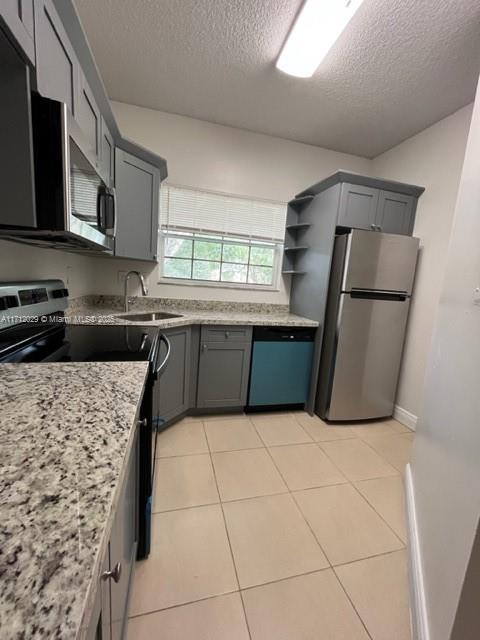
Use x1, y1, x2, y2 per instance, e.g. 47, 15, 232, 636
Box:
202, 343, 208, 352
102, 562, 122, 583
377, 225, 382, 231
370, 224, 376, 230
137, 418, 147, 427
225, 331, 230, 339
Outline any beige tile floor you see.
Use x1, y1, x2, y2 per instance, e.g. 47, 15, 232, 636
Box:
127, 412, 414, 640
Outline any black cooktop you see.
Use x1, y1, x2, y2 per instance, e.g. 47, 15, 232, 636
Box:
0, 322, 160, 364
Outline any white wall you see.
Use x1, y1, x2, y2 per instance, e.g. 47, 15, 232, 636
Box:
86, 102, 370, 304
372, 104, 473, 421
0, 239, 95, 297
407, 75, 480, 640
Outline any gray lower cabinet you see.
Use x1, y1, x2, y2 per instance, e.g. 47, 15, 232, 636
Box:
158, 327, 191, 425
197, 327, 252, 409
87, 424, 139, 640
115, 148, 160, 261
0, 0, 35, 64
34, 0, 78, 116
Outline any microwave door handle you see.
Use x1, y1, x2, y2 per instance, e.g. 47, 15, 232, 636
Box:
111, 188, 117, 238
97, 190, 106, 231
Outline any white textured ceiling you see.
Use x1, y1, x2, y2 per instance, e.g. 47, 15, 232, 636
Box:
74, 0, 480, 158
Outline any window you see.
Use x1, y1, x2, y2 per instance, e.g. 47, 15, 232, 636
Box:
163, 231, 277, 285
159, 186, 286, 288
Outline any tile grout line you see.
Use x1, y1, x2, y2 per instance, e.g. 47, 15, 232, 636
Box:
331, 565, 375, 640
311, 432, 408, 548
249, 419, 376, 639
149, 414, 412, 637
204, 421, 253, 640
257, 426, 334, 570
359, 434, 410, 474
128, 589, 241, 620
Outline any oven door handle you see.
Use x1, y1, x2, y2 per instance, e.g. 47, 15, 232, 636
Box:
155, 334, 171, 378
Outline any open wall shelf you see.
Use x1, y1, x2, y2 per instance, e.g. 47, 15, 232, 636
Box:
284, 245, 308, 252
286, 222, 311, 231
282, 270, 306, 275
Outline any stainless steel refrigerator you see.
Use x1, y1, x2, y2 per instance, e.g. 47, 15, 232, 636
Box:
316, 229, 419, 421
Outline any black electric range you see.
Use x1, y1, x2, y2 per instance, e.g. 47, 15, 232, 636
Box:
0, 280, 170, 559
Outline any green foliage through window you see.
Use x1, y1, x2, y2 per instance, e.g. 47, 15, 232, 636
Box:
162, 232, 277, 286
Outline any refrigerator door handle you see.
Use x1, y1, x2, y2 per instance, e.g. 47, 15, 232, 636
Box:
349, 289, 408, 302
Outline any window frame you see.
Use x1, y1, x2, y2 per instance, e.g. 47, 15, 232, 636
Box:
158, 230, 283, 291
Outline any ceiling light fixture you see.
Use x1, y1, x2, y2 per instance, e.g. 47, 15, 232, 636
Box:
276, 0, 365, 78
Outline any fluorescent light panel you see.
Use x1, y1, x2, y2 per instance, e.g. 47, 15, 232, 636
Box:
277, 0, 365, 78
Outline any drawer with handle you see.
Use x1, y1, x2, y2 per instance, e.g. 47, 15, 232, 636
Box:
200, 325, 253, 344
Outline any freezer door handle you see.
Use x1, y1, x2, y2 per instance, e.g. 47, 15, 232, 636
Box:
349, 289, 408, 302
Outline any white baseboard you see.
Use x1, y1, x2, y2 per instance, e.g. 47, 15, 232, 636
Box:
394, 404, 418, 431
405, 464, 430, 640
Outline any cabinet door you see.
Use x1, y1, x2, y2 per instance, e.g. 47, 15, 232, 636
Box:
110, 428, 138, 640
197, 341, 251, 409
76, 71, 101, 158
101, 119, 115, 187
375, 190, 415, 235
338, 183, 379, 230
86, 549, 111, 640
115, 149, 160, 260
0, 28, 36, 228
34, 0, 78, 115
158, 328, 191, 426
0, 0, 35, 65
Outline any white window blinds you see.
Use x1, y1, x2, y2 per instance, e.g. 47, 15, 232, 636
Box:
160, 185, 287, 242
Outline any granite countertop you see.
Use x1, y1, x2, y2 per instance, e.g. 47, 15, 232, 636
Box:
65, 296, 318, 329
0, 362, 149, 640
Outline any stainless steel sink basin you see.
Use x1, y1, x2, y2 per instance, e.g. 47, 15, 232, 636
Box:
116, 311, 183, 321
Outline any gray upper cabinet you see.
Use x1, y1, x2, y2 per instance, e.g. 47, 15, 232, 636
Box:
376, 190, 415, 235
338, 182, 416, 235
197, 327, 252, 409
0, 0, 35, 65
101, 118, 115, 187
115, 148, 160, 261
158, 328, 191, 425
338, 183, 379, 231
34, 0, 78, 116
0, 27, 36, 228
76, 70, 101, 158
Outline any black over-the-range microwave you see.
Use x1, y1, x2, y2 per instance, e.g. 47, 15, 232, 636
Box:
1, 92, 116, 253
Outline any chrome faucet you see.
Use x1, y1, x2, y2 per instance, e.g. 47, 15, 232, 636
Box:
124, 271, 148, 312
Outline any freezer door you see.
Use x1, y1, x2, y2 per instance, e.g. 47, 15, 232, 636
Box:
326, 294, 411, 421
342, 230, 419, 295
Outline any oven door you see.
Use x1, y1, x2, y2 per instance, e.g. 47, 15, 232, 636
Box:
138, 333, 171, 559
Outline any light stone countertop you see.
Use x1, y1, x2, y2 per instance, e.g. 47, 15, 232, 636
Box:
0, 362, 149, 640
65, 297, 318, 329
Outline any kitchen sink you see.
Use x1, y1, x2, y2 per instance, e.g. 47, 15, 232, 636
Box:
116, 311, 183, 321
